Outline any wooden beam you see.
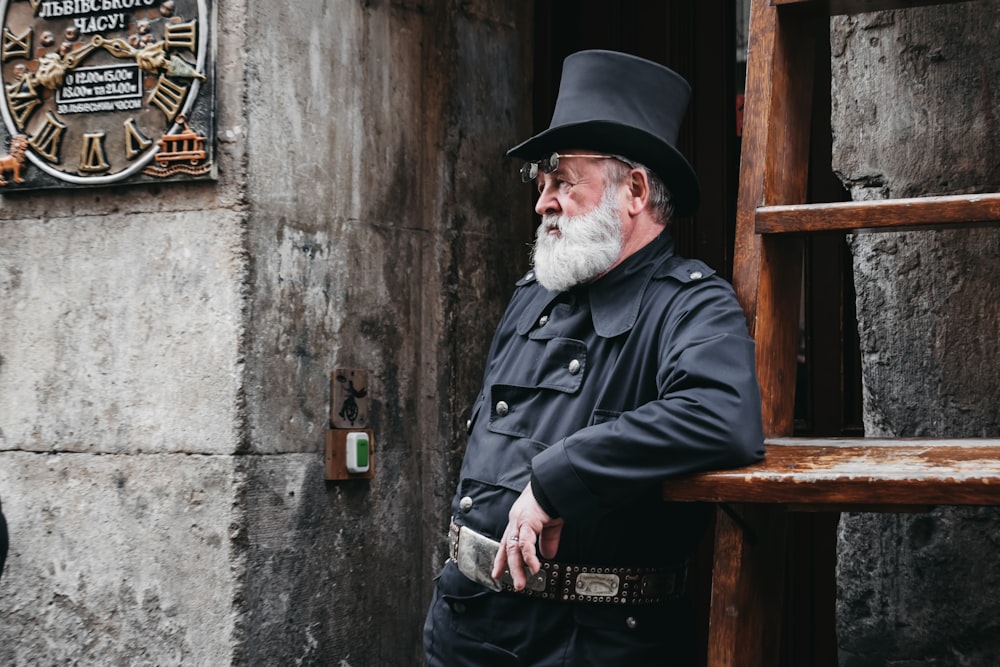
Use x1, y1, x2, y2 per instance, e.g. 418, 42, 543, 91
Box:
771, 0, 975, 15
733, 0, 819, 437
664, 438, 1000, 506
755, 193, 1000, 234
706, 505, 787, 667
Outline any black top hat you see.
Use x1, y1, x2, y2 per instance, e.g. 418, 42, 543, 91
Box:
507, 50, 700, 218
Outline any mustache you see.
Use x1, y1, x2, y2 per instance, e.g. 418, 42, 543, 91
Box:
540, 217, 560, 233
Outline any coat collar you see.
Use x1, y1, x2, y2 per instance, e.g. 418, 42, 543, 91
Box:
515, 233, 677, 338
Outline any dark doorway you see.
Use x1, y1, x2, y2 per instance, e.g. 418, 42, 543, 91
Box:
530, 3, 861, 665
531, 1, 739, 279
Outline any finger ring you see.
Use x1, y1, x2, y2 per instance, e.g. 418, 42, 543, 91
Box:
508, 536, 519, 543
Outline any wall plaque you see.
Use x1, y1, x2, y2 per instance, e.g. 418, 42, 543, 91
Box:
0, 0, 214, 190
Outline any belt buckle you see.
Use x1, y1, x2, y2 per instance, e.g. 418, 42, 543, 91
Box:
452, 523, 546, 594
453, 524, 503, 592
449, 520, 461, 562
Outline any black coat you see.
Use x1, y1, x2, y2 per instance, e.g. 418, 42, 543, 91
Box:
426, 233, 764, 665
451, 233, 764, 567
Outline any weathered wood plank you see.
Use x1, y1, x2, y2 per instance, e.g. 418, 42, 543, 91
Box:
664, 438, 1000, 506
733, 0, 817, 437
705, 505, 788, 667
755, 193, 1000, 234
771, 0, 975, 15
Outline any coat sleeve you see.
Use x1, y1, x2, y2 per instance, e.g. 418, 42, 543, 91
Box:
529, 278, 765, 523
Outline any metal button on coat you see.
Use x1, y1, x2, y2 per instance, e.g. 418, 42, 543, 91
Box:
625, 616, 638, 630
496, 401, 510, 417
465, 419, 472, 430
689, 271, 703, 280
538, 315, 549, 327
568, 359, 581, 375
459, 496, 473, 513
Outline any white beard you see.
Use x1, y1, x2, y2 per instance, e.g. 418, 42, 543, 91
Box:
531, 186, 623, 292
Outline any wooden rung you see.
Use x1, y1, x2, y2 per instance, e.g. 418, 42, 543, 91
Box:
770, 0, 976, 16
663, 437, 1000, 507
755, 193, 1000, 234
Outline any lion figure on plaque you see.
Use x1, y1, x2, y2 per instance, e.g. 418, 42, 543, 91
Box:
0, 134, 28, 186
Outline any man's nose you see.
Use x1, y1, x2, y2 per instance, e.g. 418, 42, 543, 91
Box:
535, 183, 560, 216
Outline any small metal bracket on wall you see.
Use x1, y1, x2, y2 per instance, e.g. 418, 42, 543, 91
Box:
326, 369, 373, 481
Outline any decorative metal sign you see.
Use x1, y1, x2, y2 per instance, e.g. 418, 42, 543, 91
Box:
0, 0, 214, 190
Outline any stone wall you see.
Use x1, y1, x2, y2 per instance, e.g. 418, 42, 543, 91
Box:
235, 2, 532, 662
0, 0, 249, 659
831, 2, 1000, 664
0, 0, 533, 664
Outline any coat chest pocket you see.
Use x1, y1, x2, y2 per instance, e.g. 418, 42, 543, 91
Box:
534, 338, 587, 392
485, 338, 588, 439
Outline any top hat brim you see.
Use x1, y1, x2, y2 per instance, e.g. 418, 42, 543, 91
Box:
507, 120, 700, 218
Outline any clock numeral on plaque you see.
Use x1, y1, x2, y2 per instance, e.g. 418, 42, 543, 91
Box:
4, 77, 40, 130
28, 111, 66, 163
123, 118, 152, 160
2, 27, 32, 62
164, 21, 197, 52
148, 75, 188, 122
80, 132, 110, 172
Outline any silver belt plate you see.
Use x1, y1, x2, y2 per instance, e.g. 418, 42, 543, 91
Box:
574, 572, 621, 597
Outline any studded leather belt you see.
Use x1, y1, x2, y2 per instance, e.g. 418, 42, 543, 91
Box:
448, 519, 685, 605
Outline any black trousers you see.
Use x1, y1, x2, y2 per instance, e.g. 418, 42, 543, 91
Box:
423, 561, 696, 666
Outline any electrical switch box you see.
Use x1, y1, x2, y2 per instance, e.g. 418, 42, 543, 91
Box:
345, 432, 370, 473
325, 428, 374, 481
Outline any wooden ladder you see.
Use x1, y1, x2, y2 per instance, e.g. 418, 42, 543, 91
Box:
663, 0, 1000, 665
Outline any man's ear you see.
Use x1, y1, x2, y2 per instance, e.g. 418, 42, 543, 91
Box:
625, 168, 650, 216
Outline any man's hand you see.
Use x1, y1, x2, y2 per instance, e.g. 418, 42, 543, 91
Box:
491, 482, 565, 591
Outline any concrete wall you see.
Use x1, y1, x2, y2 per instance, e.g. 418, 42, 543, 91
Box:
0, 0, 533, 664
0, 1, 249, 660
831, 2, 1000, 664
236, 0, 532, 663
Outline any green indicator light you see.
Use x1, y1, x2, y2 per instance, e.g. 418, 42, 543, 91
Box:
346, 431, 371, 474
356, 438, 369, 467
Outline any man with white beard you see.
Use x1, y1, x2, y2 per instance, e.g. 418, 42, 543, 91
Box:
531, 177, 625, 293
424, 50, 764, 666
